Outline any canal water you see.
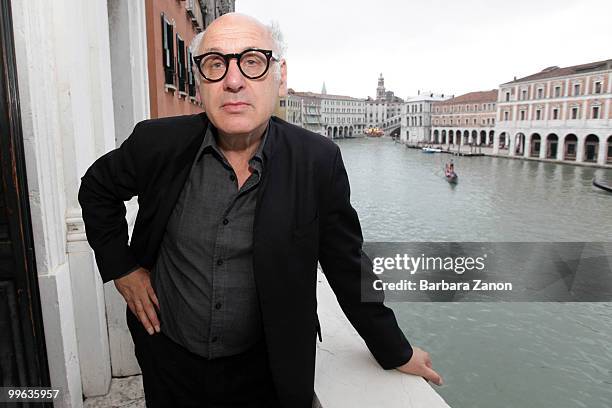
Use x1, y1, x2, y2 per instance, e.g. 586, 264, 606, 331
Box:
336, 136, 612, 408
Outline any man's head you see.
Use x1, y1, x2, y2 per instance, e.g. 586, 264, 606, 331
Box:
191, 13, 287, 137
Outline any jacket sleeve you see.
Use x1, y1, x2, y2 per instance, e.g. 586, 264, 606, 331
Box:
77, 124, 143, 283
318, 145, 413, 370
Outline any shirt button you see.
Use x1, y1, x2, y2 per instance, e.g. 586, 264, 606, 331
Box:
215, 302, 222, 310
217, 259, 223, 266
211, 336, 218, 343
222, 218, 229, 225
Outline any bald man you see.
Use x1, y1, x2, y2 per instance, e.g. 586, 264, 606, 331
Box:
78, 12, 442, 408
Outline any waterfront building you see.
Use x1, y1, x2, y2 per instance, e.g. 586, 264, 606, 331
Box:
494, 59, 612, 166
365, 74, 403, 133
274, 90, 327, 135
296, 92, 325, 136
275, 90, 304, 128
321, 91, 367, 138
400, 91, 450, 144
277, 87, 366, 138
431, 90, 497, 147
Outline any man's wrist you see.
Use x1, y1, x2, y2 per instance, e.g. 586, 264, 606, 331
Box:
114, 264, 141, 281
393, 346, 414, 370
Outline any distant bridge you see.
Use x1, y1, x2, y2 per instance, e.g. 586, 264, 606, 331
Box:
381, 115, 401, 138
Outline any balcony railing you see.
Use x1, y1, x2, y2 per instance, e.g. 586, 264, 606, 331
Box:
315, 269, 451, 408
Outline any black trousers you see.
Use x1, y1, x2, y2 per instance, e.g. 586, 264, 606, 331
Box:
126, 308, 281, 407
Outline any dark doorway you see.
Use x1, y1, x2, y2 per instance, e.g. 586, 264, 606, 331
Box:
585, 145, 596, 161
0, 0, 50, 401
584, 134, 599, 162
549, 143, 557, 158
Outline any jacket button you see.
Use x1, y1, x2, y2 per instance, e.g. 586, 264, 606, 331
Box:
211, 336, 218, 343
222, 218, 229, 225
215, 302, 222, 310
229, 174, 236, 181
217, 259, 223, 266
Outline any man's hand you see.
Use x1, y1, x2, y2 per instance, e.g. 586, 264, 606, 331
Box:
395, 346, 444, 386
114, 267, 160, 335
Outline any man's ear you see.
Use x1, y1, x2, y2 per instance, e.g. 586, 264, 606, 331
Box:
278, 59, 287, 97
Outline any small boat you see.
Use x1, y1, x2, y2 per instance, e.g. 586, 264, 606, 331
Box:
445, 171, 458, 184
444, 161, 458, 184
365, 127, 384, 137
422, 147, 442, 153
593, 178, 612, 193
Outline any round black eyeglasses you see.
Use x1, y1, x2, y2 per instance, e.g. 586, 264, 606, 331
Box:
193, 48, 280, 82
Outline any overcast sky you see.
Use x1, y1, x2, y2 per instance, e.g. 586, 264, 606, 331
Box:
235, 0, 612, 99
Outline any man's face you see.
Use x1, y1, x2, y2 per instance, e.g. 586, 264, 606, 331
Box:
197, 15, 287, 136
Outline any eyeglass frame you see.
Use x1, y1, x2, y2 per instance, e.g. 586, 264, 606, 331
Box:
192, 48, 280, 82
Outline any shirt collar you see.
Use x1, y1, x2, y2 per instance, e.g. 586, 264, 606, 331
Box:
196, 119, 269, 167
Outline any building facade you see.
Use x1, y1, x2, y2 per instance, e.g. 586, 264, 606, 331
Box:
321, 93, 366, 138
145, 0, 235, 118
400, 92, 450, 144
275, 91, 305, 129
365, 73, 403, 131
431, 90, 498, 147
295, 92, 324, 135
494, 59, 612, 165
276, 88, 366, 138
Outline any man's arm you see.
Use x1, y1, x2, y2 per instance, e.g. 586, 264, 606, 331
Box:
318, 145, 413, 370
77, 124, 142, 283
78, 124, 161, 335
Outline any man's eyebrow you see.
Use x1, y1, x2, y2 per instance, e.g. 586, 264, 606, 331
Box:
201, 46, 266, 53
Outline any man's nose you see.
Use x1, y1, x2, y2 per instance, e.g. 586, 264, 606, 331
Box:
223, 58, 245, 92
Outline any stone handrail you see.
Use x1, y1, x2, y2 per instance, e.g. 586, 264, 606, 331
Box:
314, 270, 451, 408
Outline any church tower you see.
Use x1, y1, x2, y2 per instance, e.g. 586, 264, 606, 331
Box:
376, 73, 385, 100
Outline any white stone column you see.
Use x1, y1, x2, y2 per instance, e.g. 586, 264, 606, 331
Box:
12, 0, 85, 406
106, 0, 150, 377
508, 131, 516, 157
493, 131, 500, 154
539, 134, 546, 159
13, 0, 138, 402
557, 135, 565, 161
55, 0, 119, 397
524, 133, 531, 158
596, 136, 607, 166
576, 134, 585, 163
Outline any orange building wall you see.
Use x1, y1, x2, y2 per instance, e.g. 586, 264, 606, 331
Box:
145, 0, 204, 118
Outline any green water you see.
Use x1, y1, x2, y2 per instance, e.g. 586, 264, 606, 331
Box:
337, 136, 612, 408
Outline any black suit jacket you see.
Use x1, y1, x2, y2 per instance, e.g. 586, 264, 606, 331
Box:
78, 113, 413, 407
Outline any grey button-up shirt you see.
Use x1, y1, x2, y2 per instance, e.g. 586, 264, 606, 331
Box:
150, 120, 268, 359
